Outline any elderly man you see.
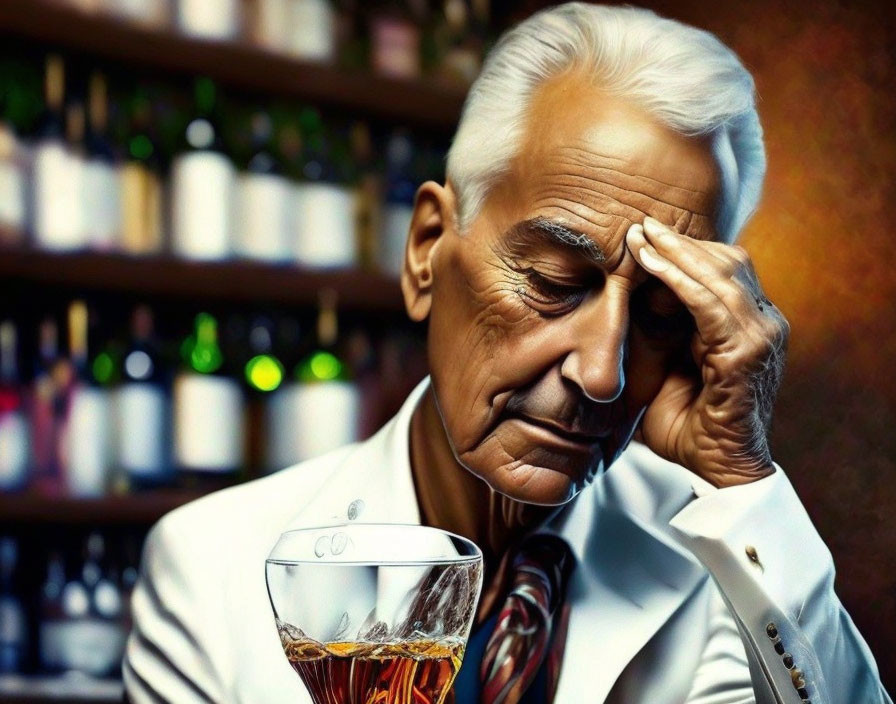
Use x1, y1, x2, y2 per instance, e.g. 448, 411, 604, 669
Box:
123, 4, 891, 703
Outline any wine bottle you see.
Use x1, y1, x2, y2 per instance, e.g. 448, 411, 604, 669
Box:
369, 0, 423, 79
116, 305, 170, 488
32, 55, 87, 252
0, 537, 26, 674
0, 321, 29, 492
173, 312, 245, 483
84, 71, 122, 251
292, 108, 358, 269
30, 319, 64, 496
266, 289, 360, 469
0, 96, 26, 241
379, 129, 416, 277
120, 87, 164, 255
59, 301, 113, 497
170, 78, 236, 261
234, 111, 291, 262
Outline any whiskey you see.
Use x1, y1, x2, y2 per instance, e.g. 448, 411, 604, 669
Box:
284, 638, 464, 704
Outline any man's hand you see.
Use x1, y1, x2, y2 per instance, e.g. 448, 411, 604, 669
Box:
626, 217, 789, 488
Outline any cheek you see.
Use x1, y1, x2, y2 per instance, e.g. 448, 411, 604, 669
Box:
625, 332, 677, 405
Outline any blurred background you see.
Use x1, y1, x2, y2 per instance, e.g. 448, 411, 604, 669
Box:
0, 0, 892, 701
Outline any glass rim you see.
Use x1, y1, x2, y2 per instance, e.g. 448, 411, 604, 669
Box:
265, 522, 483, 567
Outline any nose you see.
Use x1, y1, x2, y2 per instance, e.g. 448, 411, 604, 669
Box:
559, 287, 628, 404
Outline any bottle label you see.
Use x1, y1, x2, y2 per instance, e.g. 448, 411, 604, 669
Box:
171, 151, 235, 260
379, 203, 415, 278
120, 162, 164, 255
265, 381, 359, 470
293, 182, 357, 268
115, 383, 168, 477
83, 158, 122, 250
0, 158, 25, 231
33, 142, 87, 251
235, 172, 291, 262
178, 0, 239, 39
173, 373, 244, 472
0, 410, 29, 490
61, 386, 112, 497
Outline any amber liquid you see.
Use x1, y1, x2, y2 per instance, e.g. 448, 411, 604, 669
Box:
285, 638, 464, 704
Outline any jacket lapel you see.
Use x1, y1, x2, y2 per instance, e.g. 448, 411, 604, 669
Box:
548, 443, 709, 702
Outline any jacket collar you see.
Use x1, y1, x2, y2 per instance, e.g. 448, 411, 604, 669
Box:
286, 375, 707, 701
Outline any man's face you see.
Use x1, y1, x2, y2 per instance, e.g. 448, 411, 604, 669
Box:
423, 70, 721, 505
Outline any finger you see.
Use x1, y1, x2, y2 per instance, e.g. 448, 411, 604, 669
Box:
641, 217, 766, 320
626, 224, 731, 340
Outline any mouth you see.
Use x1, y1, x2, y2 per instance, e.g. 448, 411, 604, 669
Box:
505, 412, 607, 450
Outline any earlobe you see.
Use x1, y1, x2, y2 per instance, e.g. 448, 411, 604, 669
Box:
401, 181, 455, 322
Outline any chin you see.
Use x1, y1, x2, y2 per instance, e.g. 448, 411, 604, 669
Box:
487, 452, 607, 506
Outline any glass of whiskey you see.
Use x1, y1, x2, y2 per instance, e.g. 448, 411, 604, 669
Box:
266, 523, 483, 704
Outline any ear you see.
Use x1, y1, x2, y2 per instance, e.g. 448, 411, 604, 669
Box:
401, 180, 456, 322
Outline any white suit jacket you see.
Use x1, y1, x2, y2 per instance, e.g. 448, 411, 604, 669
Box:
123, 376, 891, 703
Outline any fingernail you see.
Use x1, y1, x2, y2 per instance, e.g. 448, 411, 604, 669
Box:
643, 217, 676, 243
626, 223, 644, 239
638, 244, 669, 272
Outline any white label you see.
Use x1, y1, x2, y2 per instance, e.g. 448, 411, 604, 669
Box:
0, 410, 29, 490
288, 0, 336, 61
293, 182, 357, 268
115, 383, 168, 478
178, 0, 239, 39
234, 172, 292, 262
32, 141, 87, 251
83, 158, 122, 250
171, 151, 235, 260
265, 381, 360, 470
173, 373, 244, 472
61, 386, 112, 497
379, 203, 414, 277
0, 158, 25, 230
254, 0, 291, 50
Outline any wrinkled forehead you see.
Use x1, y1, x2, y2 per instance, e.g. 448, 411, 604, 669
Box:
490, 69, 723, 265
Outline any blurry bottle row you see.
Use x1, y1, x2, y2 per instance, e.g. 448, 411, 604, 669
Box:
0, 532, 137, 678
0, 297, 426, 497
50, 0, 491, 85
0, 54, 444, 276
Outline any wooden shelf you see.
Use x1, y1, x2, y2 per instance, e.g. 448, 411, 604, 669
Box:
0, 489, 211, 525
0, 0, 467, 130
0, 247, 406, 311
0, 675, 122, 704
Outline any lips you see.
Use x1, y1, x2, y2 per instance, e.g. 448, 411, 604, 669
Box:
507, 412, 609, 446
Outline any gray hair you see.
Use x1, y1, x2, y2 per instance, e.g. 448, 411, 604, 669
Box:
445, 2, 765, 243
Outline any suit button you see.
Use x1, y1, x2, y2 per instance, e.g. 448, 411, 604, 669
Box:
766, 622, 778, 638
782, 653, 794, 669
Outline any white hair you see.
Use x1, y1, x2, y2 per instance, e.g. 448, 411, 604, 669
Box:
445, 2, 765, 243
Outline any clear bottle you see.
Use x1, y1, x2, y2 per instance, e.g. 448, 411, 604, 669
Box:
84, 71, 122, 251
60, 301, 113, 498
266, 290, 360, 468
119, 88, 165, 256
170, 78, 236, 261
234, 112, 291, 262
0, 321, 29, 491
116, 305, 170, 488
173, 312, 245, 484
287, 0, 337, 62
32, 55, 87, 252
0, 537, 26, 674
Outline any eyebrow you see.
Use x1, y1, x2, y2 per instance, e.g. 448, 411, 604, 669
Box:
505, 217, 607, 265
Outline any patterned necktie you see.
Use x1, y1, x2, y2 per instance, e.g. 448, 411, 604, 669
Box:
478, 534, 576, 704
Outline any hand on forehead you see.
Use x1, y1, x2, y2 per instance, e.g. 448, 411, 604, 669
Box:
486, 67, 722, 265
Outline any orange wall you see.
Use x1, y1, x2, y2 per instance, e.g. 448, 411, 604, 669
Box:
647, 0, 896, 687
